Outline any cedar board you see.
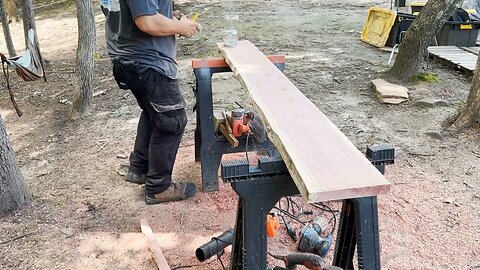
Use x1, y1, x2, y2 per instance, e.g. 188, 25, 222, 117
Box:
218, 40, 390, 202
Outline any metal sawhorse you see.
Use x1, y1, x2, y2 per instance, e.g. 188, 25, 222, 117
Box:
192, 58, 394, 270
192, 56, 285, 192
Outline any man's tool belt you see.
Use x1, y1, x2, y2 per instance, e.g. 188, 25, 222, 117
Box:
112, 57, 138, 90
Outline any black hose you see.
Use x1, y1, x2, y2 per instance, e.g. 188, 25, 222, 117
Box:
195, 229, 234, 262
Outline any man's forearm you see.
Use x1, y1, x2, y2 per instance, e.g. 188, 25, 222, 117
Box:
135, 14, 183, 36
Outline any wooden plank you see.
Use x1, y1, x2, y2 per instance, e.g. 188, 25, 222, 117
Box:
428, 50, 465, 55
461, 47, 480, 55
433, 55, 476, 61
445, 57, 476, 62
429, 49, 466, 53
429, 46, 478, 72
428, 45, 462, 50
219, 123, 239, 147
449, 59, 477, 63
436, 52, 474, 57
213, 111, 225, 131
218, 40, 390, 202
192, 55, 285, 69
140, 219, 171, 270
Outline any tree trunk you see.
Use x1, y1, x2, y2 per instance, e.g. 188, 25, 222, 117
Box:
387, 0, 462, 80
72, 0, 95, 117
21, 0, 38, 49
0, 0, 16, 57
0, 115, 28, 216
450, 55, 480, 130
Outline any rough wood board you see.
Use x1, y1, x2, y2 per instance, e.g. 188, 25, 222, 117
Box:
140, 219, 171, 270
429, 46, 477, 72
218, 40, 390, 202
428, 46, 462, 51
219, 123, 239, 147
461, 47, 480, 55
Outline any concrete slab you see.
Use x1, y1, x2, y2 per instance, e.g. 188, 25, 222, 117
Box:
371, 79, 409, 104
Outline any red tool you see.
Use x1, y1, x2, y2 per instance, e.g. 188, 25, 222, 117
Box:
266, 213, 280, 238
230, 108, 251, 137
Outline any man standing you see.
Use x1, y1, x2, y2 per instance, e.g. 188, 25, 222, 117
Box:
101, 0, 201, 204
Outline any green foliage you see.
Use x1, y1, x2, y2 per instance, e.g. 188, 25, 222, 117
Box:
412, 72, 440, 83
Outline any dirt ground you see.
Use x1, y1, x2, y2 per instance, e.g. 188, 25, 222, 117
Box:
0, 0, 479, 269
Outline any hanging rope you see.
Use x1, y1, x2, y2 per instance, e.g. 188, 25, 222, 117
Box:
0, 52, 22, 116
0, 29, 47, 117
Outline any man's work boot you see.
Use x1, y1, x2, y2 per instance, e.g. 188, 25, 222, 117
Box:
145, 182, 196, 205
125, 169, 146, 185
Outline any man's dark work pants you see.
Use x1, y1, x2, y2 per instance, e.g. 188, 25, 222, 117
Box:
115, 66, 187, 196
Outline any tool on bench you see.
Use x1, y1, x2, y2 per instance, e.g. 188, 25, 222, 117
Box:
298, 217, 333, 257
195, 228, 234, 262
218, 108, 266, 147
270, 253, 343, 270
231, 108, 251, 137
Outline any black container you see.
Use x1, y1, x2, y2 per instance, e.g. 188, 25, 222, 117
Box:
386, 12, 416, 47
436, 8, 480, 47
395, 0, 406, 7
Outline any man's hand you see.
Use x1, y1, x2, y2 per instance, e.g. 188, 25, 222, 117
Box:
134, 13, 201, 37
173, 10, 183, 20
178, 16, 202, 38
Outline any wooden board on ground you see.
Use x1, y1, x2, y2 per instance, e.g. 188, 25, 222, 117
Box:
428, 46, 478, 72
428, 46, 461, 51
140, 219, 171, 270
461, 47, 480, 55
218, 40, 390, 202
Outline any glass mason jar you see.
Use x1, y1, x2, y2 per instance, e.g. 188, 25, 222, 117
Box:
224, 14, 239, 47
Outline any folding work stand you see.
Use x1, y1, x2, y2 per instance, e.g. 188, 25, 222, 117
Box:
192, 59, 394, 270
192, 56, 285, 192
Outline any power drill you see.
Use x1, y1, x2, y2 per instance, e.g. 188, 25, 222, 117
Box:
297, 218, 332, 257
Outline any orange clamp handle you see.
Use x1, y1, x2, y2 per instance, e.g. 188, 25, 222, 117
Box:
266, 214, 280, 238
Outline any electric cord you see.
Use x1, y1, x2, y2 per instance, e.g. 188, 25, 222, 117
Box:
217, 253, 226, 270
273, 206, 305, 225
245, 130, 250, 164
275, 198, 339, 236
286, 196, 303, 216
311, 203, 337, 235
287, 196, 301, 210
286, 196, 291, 214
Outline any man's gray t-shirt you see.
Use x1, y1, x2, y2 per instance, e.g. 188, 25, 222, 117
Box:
101, 0, 177, 79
